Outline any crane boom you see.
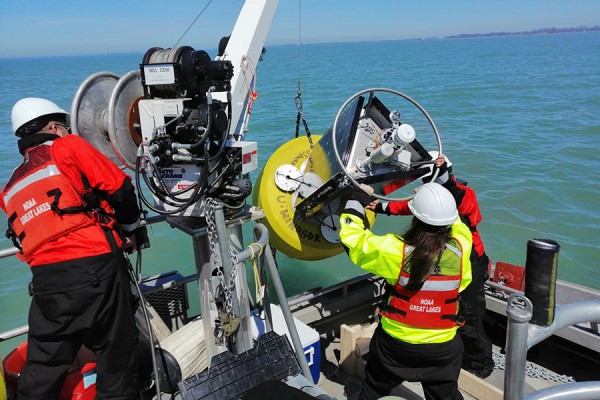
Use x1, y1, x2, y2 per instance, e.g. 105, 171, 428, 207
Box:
217, 0, 280, 140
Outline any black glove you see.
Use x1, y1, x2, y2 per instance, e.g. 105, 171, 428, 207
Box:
374, 201, 391, 215
123, 226, 150, 253
434, 161, 449, 177
134, 226, 150, 250
351, 184, 374, 207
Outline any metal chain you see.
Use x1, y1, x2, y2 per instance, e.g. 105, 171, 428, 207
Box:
204, 198, 239, 315
226, 246, 240, 315
485, 287, 511, 301
295, 84, 313, 149
492, 351, 576, 383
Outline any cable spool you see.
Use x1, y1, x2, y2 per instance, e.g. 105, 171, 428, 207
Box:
253, 136, 376, 261
143, 47, 184, 96
108, 70, 145, 170
71, 71, 122, 167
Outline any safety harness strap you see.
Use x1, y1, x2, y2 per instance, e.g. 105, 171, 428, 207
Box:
47, 188, 94, 215
5, 212, 23, 252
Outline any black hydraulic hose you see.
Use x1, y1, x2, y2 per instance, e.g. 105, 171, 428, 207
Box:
149, 142, 209, 205
127, 254, 162, 399
154, 177, 202, 215
135, 155, 179, 214
148, 143, 208, 214
146, 161, 186, 203
145, 169, 199, 200
198, 141, 210, 194
136, 141, 207, 211
142, 168, 186, 207
207, 152, 235, 189
135, 154, 198, 215
208, 127, 229, 163
145, 168, 197, 206
227, 91, 237, 141
134, 131, 211, 215
189, 101, 212, 151
135, 155, 164, 214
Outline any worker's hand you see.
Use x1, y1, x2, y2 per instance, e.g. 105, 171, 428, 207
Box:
367, 199, 390, 215
433, 155, 448, 174
123, 233, 137, 254
122, 226, 150, 253
431, 154, 449, 184
366, 199, 379, 211
434, 154, 445, 168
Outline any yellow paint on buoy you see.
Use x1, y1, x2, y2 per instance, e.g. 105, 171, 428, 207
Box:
253, 136, 375, 261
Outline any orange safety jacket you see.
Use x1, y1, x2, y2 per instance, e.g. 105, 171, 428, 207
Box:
381, 243, 464, 329
0, 137, 131, 266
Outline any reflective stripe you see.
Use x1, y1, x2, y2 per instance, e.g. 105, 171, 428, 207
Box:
3, 165, 61, 203
399, 242, 461, 291
406, 243, 460, 257
398, 275, 461, 291
445, 243, 462, 257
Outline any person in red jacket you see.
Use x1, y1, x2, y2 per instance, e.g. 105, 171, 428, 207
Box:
1, 97, 144, 399
367, 152, 495, 378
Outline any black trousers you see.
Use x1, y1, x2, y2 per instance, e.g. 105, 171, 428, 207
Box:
359, 324, 464, 400
18, 255, 139, 400
458, 252, 494, 377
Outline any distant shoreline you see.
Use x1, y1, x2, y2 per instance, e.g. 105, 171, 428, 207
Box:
2, 26, 599, 60
445, 25, 600, 39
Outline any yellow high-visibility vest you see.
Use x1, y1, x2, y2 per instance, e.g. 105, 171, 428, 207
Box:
340, 213, 472, 344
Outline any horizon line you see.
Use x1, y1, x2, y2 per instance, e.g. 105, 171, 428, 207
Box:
1, 25, 598, 61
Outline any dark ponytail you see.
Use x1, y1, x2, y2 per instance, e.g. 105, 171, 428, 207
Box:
401, 217, 452, 292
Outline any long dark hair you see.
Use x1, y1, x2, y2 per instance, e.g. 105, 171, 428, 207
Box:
400, 217, 452, 292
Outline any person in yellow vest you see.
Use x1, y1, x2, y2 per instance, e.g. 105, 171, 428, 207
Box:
340, 182, 472, 400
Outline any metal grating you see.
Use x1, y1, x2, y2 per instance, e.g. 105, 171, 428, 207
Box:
144, 283, 189, 328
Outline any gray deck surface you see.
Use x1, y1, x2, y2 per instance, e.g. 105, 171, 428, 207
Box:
315, 341, 558, 400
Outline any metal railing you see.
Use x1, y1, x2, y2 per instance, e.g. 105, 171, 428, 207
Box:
0, 213, 314, 386
4, 221, 600, 400
0, 214, 168, 344
505, 293, 600, 400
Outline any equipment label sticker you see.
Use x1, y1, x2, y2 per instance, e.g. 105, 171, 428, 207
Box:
144, 64, 175, 85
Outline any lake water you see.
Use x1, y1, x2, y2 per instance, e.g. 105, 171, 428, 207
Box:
1, 32, 599, 356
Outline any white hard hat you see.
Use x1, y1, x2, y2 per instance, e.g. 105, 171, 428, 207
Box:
11, 97, 68, 137
408, 182, 458, 226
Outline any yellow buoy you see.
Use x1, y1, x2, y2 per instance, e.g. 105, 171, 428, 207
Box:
253, 136, 375, 261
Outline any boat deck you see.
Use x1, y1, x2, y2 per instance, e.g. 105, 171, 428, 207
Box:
157, 338, 563, 399
315, 338, 561, 400
2, 260, 597, 399
284, 273, 598, 399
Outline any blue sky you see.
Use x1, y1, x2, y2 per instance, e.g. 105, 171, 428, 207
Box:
1, 0, 598, 58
